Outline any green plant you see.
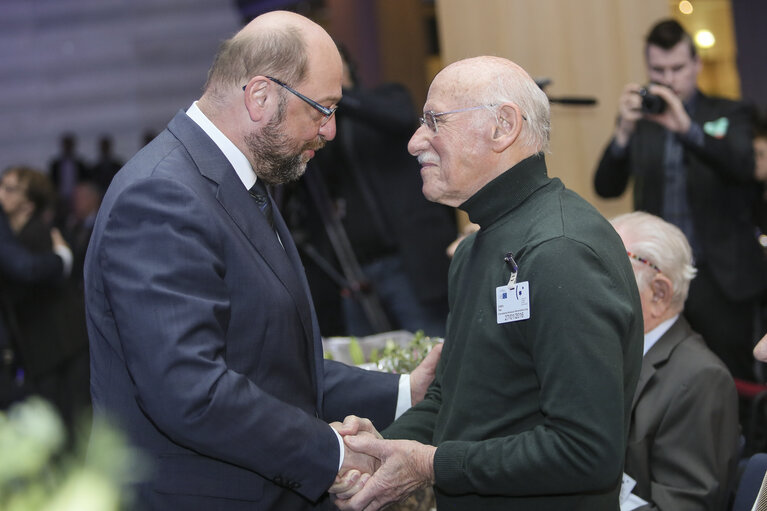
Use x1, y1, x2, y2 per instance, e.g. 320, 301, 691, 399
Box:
0, 397, 145, 511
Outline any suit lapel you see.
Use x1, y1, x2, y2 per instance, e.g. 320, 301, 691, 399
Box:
273, 209, 323, 401
631, 317, 688, 409
167, 111, 319, 391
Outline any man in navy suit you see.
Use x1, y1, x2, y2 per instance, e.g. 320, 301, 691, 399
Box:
84, 11, 437, 510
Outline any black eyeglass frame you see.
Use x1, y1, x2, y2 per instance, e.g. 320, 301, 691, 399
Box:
242, 76, 338, 126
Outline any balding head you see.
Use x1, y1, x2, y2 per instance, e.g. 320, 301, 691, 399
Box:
196, 11, 342, 184
435, 56, 551, 154
408, 56, 550, 207
203, 11, 338, 103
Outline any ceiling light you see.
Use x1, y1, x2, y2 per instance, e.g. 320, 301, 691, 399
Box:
694, 29, 716, 48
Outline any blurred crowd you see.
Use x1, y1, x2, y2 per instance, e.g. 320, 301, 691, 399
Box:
0, 132, 117, 437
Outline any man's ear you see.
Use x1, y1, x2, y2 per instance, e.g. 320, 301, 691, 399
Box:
649, 274, 673, 311
242, 76, 271, 123
491, 103, 523, 153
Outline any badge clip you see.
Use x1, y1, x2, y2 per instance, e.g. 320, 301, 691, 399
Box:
504, 252, 518, 287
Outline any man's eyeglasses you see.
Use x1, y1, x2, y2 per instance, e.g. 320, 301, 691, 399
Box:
626, 250, 662, 273
243, 76, 337, 127
418, 105, 494, 134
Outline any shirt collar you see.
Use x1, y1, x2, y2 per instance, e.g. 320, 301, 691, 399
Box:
643, 314, 679, 356
186, 101, 256, 190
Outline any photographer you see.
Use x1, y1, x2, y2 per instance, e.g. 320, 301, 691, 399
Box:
594, 19, 764, 382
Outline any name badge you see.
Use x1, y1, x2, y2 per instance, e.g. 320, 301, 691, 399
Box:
496, 282, 530, 323
619, 473, 637, 503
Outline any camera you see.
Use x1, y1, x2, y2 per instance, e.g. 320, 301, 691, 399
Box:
637, 85, 667, 114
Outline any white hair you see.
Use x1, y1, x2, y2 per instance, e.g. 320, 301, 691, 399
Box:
472, 63, 551, 153
611, 211, 697, 310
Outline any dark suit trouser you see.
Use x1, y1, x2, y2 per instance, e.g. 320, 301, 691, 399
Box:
684, 263, 759, 381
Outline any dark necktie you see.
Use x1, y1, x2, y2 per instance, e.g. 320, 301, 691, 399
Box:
249, 180, 274, 229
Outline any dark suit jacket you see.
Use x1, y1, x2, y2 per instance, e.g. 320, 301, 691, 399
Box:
3, 216, 88, 379
84, 111, 399, 510
0, 209, 64, 372
595, 91, 765, 301
626, 316, 740, 511
0, 209, 63, 282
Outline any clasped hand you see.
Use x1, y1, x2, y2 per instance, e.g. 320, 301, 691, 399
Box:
329, 416, 436, 511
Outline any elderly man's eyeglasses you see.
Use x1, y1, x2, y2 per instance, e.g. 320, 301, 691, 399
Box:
626, 250, 662, 273
243, 76, 337, 127
418, 105, 494, 134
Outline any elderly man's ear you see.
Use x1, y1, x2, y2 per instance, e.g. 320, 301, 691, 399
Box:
648, 275, 673, 312
491, 103, 523, 152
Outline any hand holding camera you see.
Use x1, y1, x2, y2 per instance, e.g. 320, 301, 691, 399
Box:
614, 83, 691, 146
634, 83, 691, 134
636, 85, 667, 114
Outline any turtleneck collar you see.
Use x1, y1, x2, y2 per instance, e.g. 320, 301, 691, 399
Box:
460, 153, 550, 228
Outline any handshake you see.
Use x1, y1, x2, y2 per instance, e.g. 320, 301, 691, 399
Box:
329, 416, 436, 511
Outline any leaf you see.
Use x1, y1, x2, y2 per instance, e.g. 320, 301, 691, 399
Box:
348, 338, 366, 365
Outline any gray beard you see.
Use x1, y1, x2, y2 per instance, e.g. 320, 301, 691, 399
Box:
245, 113, 307, 186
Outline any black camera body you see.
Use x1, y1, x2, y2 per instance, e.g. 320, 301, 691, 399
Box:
637, 85, 667, 114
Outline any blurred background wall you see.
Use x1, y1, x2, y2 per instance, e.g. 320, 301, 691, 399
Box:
1, 0, 764, 218
0, 0, 239, 175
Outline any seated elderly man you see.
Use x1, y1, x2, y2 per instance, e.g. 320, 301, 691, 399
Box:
611, 211, 740, 511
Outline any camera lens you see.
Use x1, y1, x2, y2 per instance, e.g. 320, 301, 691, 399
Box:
638, 87, 666, 114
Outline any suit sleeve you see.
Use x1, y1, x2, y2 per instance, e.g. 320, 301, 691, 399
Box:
322, 359, 399, 429
594, 139, 633, 198
98, 178, 341, 502
640, 365, 739, 511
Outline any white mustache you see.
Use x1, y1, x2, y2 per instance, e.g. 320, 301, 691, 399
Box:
417, 155, 439, 166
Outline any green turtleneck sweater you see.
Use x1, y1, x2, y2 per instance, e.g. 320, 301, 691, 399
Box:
384, 154, 643, 511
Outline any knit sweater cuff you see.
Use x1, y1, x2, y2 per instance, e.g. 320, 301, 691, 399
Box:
433, 441, 471, 493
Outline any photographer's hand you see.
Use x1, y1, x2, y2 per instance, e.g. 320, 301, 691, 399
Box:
614, 83, 643, 147
645, 84, 691, 134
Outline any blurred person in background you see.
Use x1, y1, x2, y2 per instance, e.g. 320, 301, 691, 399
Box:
0, 205, 72, 409
594, 18, 765, 382
0, 166, 89, 434
49, 133, 90, 226
90, 134, 123, 193
611, 211, 739, 511
63, 180, 103, 289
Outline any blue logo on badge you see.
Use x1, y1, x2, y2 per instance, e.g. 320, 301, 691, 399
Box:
502, 292, 507, 299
